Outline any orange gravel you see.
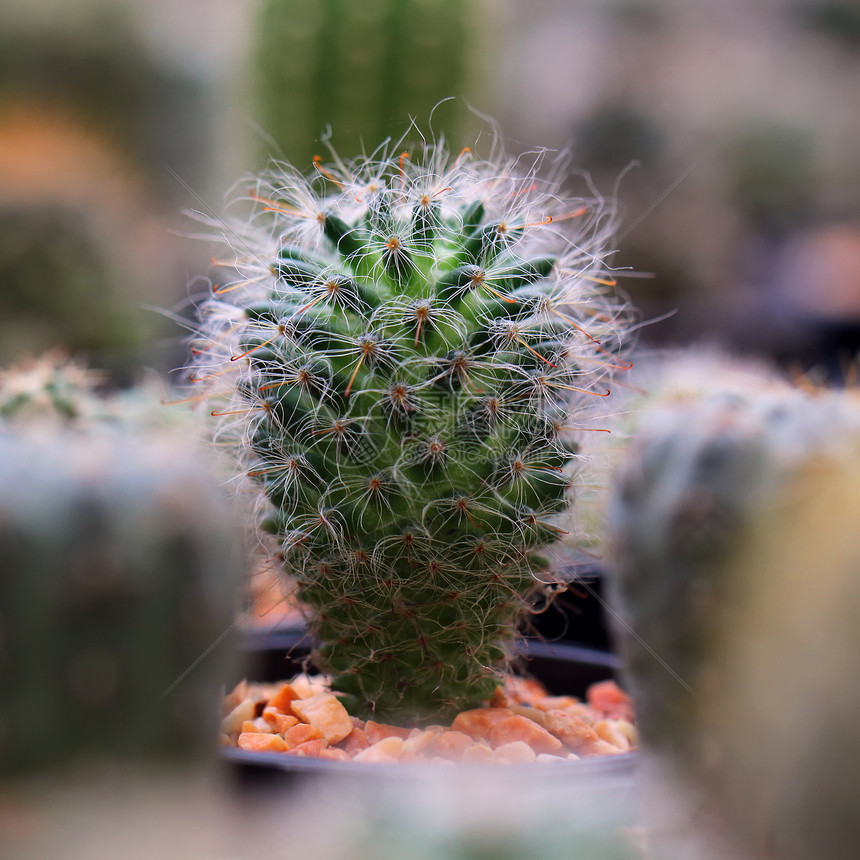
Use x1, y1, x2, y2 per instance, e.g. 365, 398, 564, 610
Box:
220, 674, 637, 764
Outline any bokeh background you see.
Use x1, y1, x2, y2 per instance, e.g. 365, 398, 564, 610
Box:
1, 0, 858, 383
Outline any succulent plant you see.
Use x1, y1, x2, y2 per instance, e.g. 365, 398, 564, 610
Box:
0, 351, 106, 426
0, 351, 206, 443
607, 370, 860, 756
608, 363, 860, 857
189, 138, 630, 723
253, 0, 482, 170
0, 431, 243, 778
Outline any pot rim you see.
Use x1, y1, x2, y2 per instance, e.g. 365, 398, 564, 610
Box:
223, 636, 635, 776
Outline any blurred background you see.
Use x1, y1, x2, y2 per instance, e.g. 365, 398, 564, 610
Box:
1, 0, 858, 383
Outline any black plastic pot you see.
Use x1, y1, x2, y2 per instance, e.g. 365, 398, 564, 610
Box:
528, 564, 614, 651
223, 630, 636, 785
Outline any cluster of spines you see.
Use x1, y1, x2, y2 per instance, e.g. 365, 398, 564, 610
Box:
192, 141, 628, 721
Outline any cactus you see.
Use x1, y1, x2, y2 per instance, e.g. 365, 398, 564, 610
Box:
709, 431, 860, 859
190, 138, 629, 723
0, 352, 207, 443
253, 0, 483, 170
608, 364, 860, 857
0, 431, 243, 778
0, 351, 106, 426
607, 369, 860, 757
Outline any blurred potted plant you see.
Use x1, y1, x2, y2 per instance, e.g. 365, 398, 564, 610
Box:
0, 354, 245, 858
189, 134, 638, 765
605, 357, 860, 856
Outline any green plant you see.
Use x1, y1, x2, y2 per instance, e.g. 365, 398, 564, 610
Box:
0, 351, 204, 439
190, 138, 630, 723
0, 431, 243, 778
0, 351, 105, 425
607, 362, 860, 857
253, 0, 481, 170
607, 370, 860, 756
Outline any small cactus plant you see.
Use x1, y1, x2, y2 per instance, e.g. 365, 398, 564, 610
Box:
190, 138, 630, 724
0, 431, 243, 778
607, 367, 860, 756
607, 361, 860, 856
0, 351, 106, 426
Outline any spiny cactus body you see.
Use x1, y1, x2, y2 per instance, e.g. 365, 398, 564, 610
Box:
608, 375, 860, 755
192, 140, 628, 723
0, 432, 243, 778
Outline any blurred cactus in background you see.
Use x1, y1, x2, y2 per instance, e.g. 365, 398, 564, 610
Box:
0, 429, 243, 779
606, 356, 860, 857
607, 361, 857, 755
190, 137, 630, 723
253, 0, 489, 170
0, 353, 108, 428
0, 352, 206, 444
0, 0, 243, 380
708, 424, 860, 859
224, 767, 640, 860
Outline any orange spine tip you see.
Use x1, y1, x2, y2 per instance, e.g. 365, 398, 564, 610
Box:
523, 215, 554, 228
554, 206, 588, 222
550, 383, 612, 397
547, 306, 601, 344
231, 332, 279, 361
210, 406, 260, 417
516, 337, 556, 368
510, 182, 538, 198
481, 283, 518, 304
454, 146, 471, 166
313, 155, 343, 186
214, 277, 263, 296
344, 353, 367, 399
583, 274, 618, 287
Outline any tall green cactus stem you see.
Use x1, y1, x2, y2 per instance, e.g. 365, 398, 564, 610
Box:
607, 381, 860, 758
254, 0, 480, 169
191, 140, 628, 723
0, 432, 243, 778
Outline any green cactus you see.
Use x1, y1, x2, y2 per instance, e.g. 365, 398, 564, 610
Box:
190, 139, 629, 724
0, 431, 243, 778
0, 352, 208, 443
0, 352, 106, 426
710, 433, 860, 859
607, 372, 860, 757
253, 0, 483, 170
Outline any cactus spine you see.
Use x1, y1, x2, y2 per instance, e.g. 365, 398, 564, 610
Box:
191, 139, 628, 723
